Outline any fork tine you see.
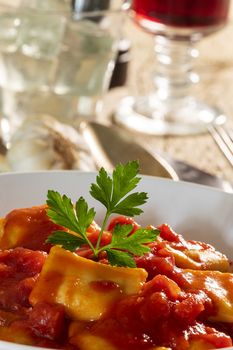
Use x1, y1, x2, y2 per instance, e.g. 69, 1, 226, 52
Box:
208, 125, 233, 167
228, 128, 233, 143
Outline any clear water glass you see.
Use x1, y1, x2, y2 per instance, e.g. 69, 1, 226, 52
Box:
0, 0, 124, 146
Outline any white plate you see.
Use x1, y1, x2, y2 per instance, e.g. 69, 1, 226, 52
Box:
0, 171, 233, 350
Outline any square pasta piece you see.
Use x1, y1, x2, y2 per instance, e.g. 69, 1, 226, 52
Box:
182, 269, 233, 323
30, 246, 147, 321
0, 205, 61, 251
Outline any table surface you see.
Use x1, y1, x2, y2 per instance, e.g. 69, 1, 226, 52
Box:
102, 5, 233, 184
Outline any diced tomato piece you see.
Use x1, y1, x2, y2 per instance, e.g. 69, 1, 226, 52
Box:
136, 242, 175, 279
158, 224, 182, 242
174, 291, 212, 323
16, 276, 38, 308
142, 274, 181, 301
139, 291, 171, 323
189, 323, 232, 349
27, 302, 66, 341
0, 247, 47, 275
86, 221, 101, 234
87, 230, 112, 247
0, 248, 47, 311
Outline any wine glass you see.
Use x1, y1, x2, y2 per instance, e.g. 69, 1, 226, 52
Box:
114, 0, 231, 135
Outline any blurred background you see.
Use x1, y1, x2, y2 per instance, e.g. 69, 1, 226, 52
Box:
0, 0, 232, 188
102, 1, 233, 183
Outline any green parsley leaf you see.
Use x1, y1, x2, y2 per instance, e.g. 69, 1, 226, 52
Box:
90, 168, 112, 209
111, 161, 141, 204
46, 190, 79, 232
111, 223, 133, 238
90, 161, 148, 217
107, 224, 159, 256
74, 197, 96, 236
113, 192, 148, 216
106, 249, 136, 268
47, 192, 95, 241
46, 161, 160, 267
46, 231, 86, 251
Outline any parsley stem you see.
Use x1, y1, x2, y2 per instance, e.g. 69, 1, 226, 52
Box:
95, 211, 111, 252
84, 236, 96, 255
97, 244, 111, 254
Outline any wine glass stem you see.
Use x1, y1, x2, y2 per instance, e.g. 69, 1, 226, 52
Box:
153, 35, 199, 101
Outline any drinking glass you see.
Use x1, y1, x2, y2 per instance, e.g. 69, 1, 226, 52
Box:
0, 0, 124, 147
115, 0, 231, 135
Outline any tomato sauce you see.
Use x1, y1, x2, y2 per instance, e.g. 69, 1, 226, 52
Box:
83, 274, 230, 350
0, 210, 232, 349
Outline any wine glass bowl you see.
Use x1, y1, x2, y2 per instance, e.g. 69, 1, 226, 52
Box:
134, 0, 230, 35
115, 0, 231, 135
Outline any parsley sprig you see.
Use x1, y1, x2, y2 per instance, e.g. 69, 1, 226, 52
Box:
46, 161, 159, 267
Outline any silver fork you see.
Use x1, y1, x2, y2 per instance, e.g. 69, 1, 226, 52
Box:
208, 124, 233, 167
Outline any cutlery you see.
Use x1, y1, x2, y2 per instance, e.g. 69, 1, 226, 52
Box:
208, 124, 233, 167
80, 121, 233, 193
80, 122, 179, 181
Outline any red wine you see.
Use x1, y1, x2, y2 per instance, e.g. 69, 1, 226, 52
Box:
132, 0, 230, 28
